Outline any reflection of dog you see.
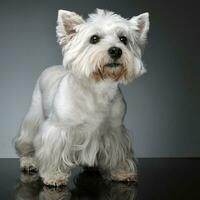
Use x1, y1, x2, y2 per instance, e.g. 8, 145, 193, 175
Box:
72, 169, 137, 200
15, 9, 149, 186
15, 171, 137, 200
15, 173, 42, 200
15, 173, 71, 200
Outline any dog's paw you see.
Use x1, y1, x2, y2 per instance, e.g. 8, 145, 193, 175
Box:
111, 171, 137, 182
20, 157, 38, 172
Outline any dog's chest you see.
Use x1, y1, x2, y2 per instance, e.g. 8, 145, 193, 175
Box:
76, 83, 117, 123
54, 75, 119, 128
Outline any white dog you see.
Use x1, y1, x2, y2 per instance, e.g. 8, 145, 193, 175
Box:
15, 9, 149, 186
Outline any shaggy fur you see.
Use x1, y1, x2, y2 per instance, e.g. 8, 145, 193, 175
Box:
15, 9, 149, 186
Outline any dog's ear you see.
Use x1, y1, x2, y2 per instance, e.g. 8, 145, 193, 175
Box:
129, 12, 150, 46
56, 10, 85, 46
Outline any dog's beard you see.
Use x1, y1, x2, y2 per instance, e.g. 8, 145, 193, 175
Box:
92, 63, 128, 81
88, 51, 130, 82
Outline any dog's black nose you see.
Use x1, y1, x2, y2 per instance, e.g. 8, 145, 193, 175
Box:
108, 47, 122, 59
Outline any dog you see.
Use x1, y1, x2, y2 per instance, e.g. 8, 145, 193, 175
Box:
15, 9, 149, 186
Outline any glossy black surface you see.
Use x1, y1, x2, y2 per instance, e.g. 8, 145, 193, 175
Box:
0, 159, 199, 199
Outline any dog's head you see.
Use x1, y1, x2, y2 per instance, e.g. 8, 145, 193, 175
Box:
56, 9, 149, 84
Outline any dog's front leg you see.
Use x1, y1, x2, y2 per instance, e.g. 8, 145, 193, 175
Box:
99, 93, 137, 182
34, 119, 72, 186
99, 126, 137, 182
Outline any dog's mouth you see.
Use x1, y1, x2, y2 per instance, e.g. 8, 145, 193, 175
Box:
92, 61, 127, 82
104, 63, 122, 68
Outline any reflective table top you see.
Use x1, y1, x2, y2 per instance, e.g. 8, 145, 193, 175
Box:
0, 158, 199, 199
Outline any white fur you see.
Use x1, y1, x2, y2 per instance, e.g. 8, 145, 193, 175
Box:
15, 9, 149, 186
20, 156, 37, 171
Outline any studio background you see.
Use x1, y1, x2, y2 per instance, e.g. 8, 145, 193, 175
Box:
0, 0, 199, 158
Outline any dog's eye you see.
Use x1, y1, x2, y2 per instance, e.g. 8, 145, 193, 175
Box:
119, 36, 127, 45
90, 35, 100, 44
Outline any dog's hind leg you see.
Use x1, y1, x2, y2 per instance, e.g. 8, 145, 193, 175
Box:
15, 80, 43, 172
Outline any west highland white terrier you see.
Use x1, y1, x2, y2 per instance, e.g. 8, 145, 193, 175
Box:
15, 9, 150, 186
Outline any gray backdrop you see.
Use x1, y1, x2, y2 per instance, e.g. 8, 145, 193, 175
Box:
0, 0, 199, 158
